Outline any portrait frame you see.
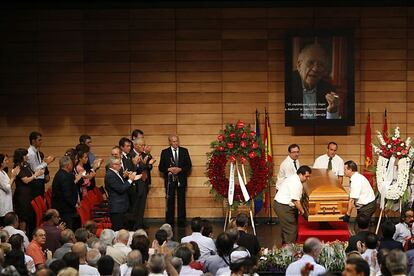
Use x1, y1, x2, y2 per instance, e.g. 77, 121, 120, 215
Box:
284, 29, 355, 127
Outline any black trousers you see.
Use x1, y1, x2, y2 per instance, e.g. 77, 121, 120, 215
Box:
166, 181, 186, 226
110, 213, 127, 231
131, 184, 148, 230
61, 212, 81, 231
357, 200, 376, 218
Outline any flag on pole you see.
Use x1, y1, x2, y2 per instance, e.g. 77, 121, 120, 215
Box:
365, 111, 373, 169
254, 109, 263, 214
383, 109, 388, 137
263, 109, 273, 212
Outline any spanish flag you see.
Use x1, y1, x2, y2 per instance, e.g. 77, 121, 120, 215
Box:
263, 109, 273, 212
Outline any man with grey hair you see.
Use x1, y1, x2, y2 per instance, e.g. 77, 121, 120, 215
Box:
52, 156, 82, 230
386, 249, 407, 275
287, 42, 341, 121
286, 237, 326, 275
100, 229, 116, 247
120, 250, 142, 276
160, 223, 179, 249
86, 248, 101, 268
159, 135, 192, 227
105, 157, 137, 230
148, 253, 166, 275
170, 257, 183, 273
113, 230, 131, 256
91, 239, 107, 256
54, 229, 76, 259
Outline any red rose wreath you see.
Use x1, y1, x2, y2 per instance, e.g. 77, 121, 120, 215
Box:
206, 120, 272, 206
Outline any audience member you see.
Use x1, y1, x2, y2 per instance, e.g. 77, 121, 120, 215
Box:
120, 250, 142, 276
286, 237, 326, 276
113, 229, 132, 256
62, 252, 80, 270
3, 212, 29, 248
216, 246, 257, 276
188, 241, 203, 271
71, 242, 99, 275
26, 228, 52, 270
342, 257, 370, 276
74, 228, 89, 244
377, 248, 391, 276
394, 208, 414, 246
54, 229, 76, 260
385, 249, 407, 276
131, 264, 149, 276
86, 248, 101, 268
181, 217, 216, 262
8, 233, 35, 273
4, 248, 29, 276
48, 259, 66, 275
204, 232, 234, 275
170, 257, 182, 274
174, 245, 202, 275
0, 153, 17, 227
360, 233, 379, 276
159, 224, 179, 249
57, 267, 78, 276
41, 209, 64, 253
131, 235, 150, 263
346, 213, 371, 253
201, 219, 213, 238
98, 255, 115, 276
147, 253, 166, 275
235, 213, 261, 258
379, 220, 404, 251
154, 229, 168, 247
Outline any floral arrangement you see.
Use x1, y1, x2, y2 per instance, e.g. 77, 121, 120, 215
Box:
206, 120, 272, 206
373, 127, 414, 203
258, 241, 347, 273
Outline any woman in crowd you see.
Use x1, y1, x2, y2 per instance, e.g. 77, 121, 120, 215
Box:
0, 153, 19, 226
13, 148, 44, 234
74, 150, 95, 199
8, 233, 35, 274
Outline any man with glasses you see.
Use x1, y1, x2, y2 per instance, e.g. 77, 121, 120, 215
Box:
276, 144, 301, 191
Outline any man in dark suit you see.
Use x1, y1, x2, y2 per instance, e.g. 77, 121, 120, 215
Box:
105, 157, 136, 231
159, 135, 192, 227
130, 138, 156, 229
286, 43, 341, 122
52, 156, 82, 230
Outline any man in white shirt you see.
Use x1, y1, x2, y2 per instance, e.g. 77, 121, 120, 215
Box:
274, 166, 311, 244
72, 242, 100, 276
27, 131, 55, 197
3, 212, 29, 248
120, 250, 142, 276
276, 144, 300, 190
113, 230, 132, 256
341, 161, 376, 223
286, 237, 326, 276
393, 208, 414, 245
181, 217, 216, 262
313, 142, 344, 184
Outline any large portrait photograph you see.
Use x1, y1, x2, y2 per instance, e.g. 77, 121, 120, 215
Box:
285, 29, 355, 126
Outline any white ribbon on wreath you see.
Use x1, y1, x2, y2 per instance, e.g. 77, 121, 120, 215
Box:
228, 162, 250, 206
376, 155, 410, 208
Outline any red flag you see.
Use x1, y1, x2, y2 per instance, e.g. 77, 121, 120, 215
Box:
383, 109, 388, 136
365, 111, 373, 169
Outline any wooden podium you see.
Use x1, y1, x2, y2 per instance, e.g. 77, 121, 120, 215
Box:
302, 169, 349, 222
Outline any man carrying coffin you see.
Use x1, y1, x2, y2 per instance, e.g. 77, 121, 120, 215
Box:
313, 142, 344, 185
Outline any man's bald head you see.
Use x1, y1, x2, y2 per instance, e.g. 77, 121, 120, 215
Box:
117, 229, 129, 245
71, 242, 87, 259
127, 250, 142, 267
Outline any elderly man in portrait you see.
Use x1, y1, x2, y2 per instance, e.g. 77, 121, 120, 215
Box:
287, 43, 341, 120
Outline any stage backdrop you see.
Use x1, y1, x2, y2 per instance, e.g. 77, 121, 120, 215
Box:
0, 6, 413, 218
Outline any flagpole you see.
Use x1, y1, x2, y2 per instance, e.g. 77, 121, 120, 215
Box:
265, 109, 276, 225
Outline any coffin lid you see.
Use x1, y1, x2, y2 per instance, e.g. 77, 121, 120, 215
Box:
304, 168, 348, 201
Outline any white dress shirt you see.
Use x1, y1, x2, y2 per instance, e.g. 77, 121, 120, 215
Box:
181, 232, 216, 262
276, 156, 300, 189
393, 222, 413, 244
3, 225, 29, 248
120, 264, 132, 276
349, 172, 375, 206
313, 154, 344, 176
286, 254, 326, 276
113, 242, 132, 256
275, 174, 303, 207
79, 264, 100, 276
0, 170, 13, 216
179, 265, 203, 276
27, 145, 47, 179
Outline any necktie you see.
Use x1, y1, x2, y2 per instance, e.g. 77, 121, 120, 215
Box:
293, 160, 297, 170
173, 149, 178, 165
36, 151, 42, 164
328, 157, 333, 171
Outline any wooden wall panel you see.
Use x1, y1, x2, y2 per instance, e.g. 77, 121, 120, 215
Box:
0, 6, 411, 219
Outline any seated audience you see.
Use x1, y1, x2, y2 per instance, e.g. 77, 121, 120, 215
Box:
286, 237, 326, 276
131, 235, 150, 263
72, 242, 99, 275
379, 220, 404, 251
394, 208, 414, 246
385, 249, 407, 276
181, 217, 216, 262
120, 250, 142, 276
86, 248, 101, 268
159, 224, 179, 249
8, 233, 35, 273
188, 241, 203, 271
174, 245, 203, 275
98, 255, 115, 276
114, 229, 132, 256
4, 247, 29, 276
49, 259, 67, 275
41, 209, 64, 253
360, 233, 379, 276
343, 257, 370, 276
3, 212, 29, 248
54, 229, 76, 260
201, 219, 213, 238
235, 213, 261, 259
346, 214, 371, 253
147, 253, 166, 275
216, 246, 258, 276
131, 264, 149, 276
26, 228, 52, 270
204, 232, 234, 275
62, 252, 80, 270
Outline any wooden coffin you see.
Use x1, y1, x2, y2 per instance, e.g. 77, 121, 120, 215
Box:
302, 169, 349, 222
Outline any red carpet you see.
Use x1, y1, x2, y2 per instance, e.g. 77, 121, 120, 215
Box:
297, 216, 350, 243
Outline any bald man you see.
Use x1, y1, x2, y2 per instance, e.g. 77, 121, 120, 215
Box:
159, 135, 192, 227
286, 43, 341, 121
72, 242, 99, 276
42, 209, 64, 253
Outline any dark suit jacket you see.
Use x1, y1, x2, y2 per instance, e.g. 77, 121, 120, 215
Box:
130, 149, 153, 186
378, 238, 404, 251
52, 169, 78, 215
286, 70, 335, 122
105, 169, 131, 214
159, 146, 192, 188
